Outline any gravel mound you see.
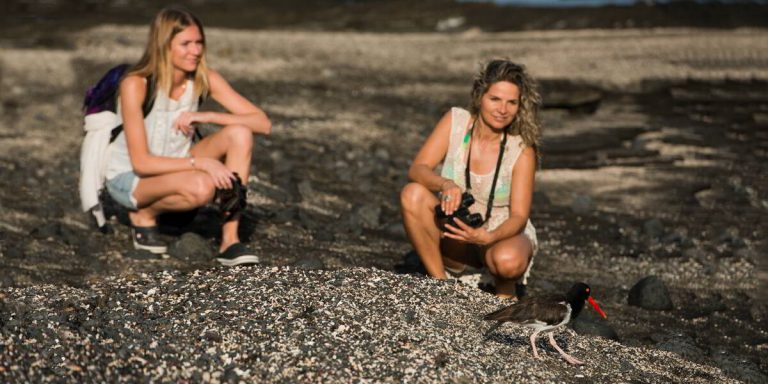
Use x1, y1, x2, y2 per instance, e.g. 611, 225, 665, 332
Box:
1, 267, 737, 383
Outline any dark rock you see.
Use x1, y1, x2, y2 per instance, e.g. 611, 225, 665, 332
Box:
749, 301, 767, 322
541, 82, 602, 114
293, 257, 325, 270
223, 367, 241, 384
124, 249, 160, 260
313, 230, 334, 242
5, 246, 24, 259
653, 333, 704, 361
59, 225, 81, 246
570, 316, 619, 341
382, 222, 405, 239
168, 233, 213, 263
710, 349, 768, 384
571, 194, 594, 214
297, 209, 322, 230
374, 147, 390, 162
297, 180, 315, 201
274, 206, 299, 223
643, 218, 664, 239
718, 227, 746, 248
30, 222, 60, 239
271, 156, 293, 176
679, 292, 726, 319
349, 203, 381, 229
394, 250, 425, 275
203, 330, 222, 343
628, 276, 673, 310
336, 167, 354, 182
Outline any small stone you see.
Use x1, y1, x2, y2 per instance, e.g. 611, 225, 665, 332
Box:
628, 276, 673, 310
643, 218, 664, 239
655, 333, 704, 360
349, 203, 381, 229
293, 257, 325, 270
124, 249, 159, 260
571, 194, 594, 214
297, 180, 315, 201
168, 233, 213, 263
5, 246, 24, 259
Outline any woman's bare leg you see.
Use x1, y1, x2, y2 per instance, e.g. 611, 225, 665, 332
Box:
484, 234, 533, 298
190, 125, 254, 252
400, 182, 448, 278
130, 169, 216, 227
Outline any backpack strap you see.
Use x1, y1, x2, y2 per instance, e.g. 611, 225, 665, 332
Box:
109, 76, 156, 143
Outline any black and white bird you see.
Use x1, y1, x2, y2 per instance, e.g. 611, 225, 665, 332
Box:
483, 282, 607, 365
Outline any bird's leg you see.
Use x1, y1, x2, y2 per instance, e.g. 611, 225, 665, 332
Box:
548, 332, 584, 365
529, 330, 542, 359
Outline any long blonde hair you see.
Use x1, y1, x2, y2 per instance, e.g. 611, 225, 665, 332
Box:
469, 60, 542, 155
128, 6, 209, 100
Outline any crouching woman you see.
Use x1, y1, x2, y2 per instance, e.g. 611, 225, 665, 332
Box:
400, 60, 541, 298
105, 7, 271, 265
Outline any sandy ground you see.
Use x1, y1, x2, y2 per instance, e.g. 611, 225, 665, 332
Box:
1, 23, 767, 382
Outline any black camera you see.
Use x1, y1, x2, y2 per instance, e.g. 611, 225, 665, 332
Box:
214, 172, 247, 221
435, 192, 484, 229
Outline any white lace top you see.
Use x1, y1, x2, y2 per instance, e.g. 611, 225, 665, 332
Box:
106, 80, 198, 179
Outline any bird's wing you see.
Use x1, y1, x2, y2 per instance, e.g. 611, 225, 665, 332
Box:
483, 294, 566, 324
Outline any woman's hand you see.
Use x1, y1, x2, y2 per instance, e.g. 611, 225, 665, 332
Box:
194, 157, 234, 189
174, 111, 206, 136
443, 219, 494, 246
439, 179, 462, 216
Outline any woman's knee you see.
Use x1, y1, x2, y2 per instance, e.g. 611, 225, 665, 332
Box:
223, 125, 254, 151
183, 173, 216, 206
400, 182, 431, 212
489, 250, 528, 279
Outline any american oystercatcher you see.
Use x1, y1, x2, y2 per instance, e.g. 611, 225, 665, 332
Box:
483, 282, 607, 365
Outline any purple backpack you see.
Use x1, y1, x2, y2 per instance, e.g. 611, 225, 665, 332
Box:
83, 64, 156, 142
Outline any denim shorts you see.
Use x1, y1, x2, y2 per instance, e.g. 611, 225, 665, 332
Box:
105, 171, 139, 210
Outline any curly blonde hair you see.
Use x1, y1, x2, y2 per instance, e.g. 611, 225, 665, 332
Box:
469, 60, 542, 154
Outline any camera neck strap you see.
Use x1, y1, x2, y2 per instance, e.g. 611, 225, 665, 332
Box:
464, 117, 508, 225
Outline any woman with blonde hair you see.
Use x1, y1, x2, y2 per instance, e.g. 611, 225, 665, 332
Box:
400, 60, 541, 298
105, 6, 271, 265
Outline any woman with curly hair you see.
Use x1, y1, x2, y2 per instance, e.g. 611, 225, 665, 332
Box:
400, 60, 542, 298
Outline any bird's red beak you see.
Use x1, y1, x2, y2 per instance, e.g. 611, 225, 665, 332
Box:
587, 297, 607, 319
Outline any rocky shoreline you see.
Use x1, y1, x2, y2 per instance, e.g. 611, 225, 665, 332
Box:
0, 267, 746, 383
1, 10, 767, 384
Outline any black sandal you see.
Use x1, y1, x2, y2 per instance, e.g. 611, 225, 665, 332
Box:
131, 226, 167, 254
216, 243, 259, 266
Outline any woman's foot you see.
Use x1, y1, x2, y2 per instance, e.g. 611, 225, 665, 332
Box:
131, 226, 167, 254
216, 243, 259, 266
129, 210, 166, 254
